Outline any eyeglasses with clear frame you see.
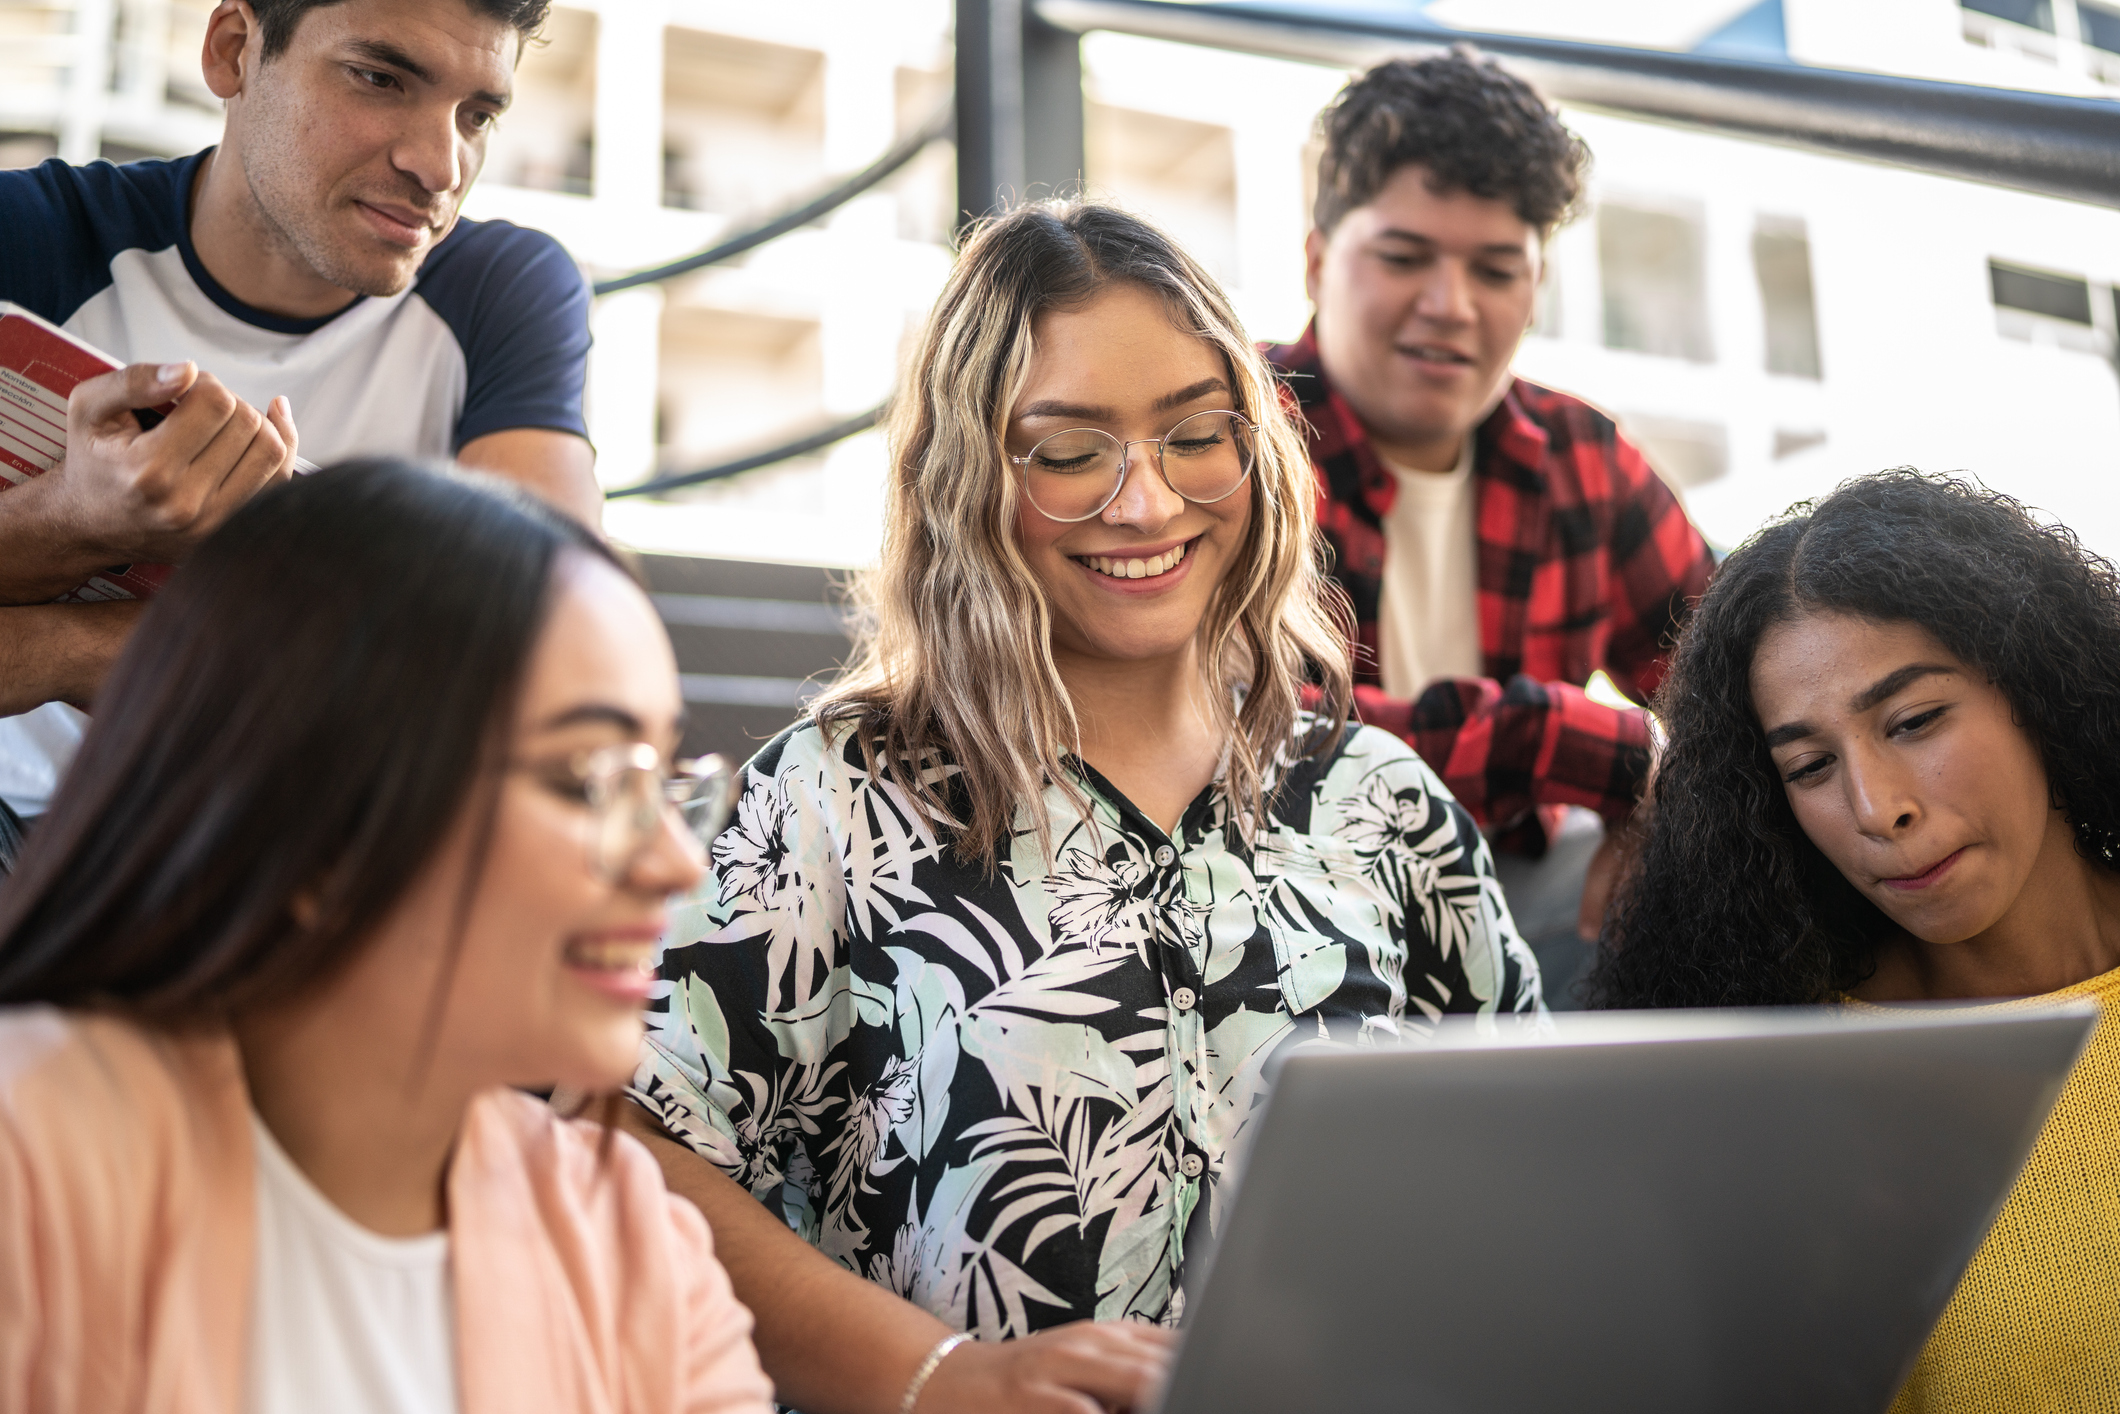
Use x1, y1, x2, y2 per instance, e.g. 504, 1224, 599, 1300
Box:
520, 743, 739, 884
1009, 409, 1258, 523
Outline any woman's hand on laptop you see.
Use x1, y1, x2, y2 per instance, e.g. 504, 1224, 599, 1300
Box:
918, 1319, 1172, 1414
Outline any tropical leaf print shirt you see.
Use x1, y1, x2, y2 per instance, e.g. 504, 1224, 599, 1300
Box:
631, 716, 1542, 1340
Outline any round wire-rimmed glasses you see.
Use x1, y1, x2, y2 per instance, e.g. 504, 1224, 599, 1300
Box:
526, 742, 739, 883
1009, 409, 1258, 523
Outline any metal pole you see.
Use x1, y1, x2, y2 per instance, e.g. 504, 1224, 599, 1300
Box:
955, 0, 1025, 226
1024, 8, 1087, 202
956, 0, 1086, 229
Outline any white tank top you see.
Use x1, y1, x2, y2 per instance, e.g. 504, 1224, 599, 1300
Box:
244, 1112, 460, 1414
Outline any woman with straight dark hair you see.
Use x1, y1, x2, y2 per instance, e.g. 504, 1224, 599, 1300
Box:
0, 460, 774, 1414
1588, 470, 2120, 1410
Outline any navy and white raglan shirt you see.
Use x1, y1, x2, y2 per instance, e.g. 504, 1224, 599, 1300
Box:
0, 149, 592, 816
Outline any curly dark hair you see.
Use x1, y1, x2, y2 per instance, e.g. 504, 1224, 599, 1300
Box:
251, 0, 552, 59
1586, 469, 2120, 1009
1313, 46, 1590, 235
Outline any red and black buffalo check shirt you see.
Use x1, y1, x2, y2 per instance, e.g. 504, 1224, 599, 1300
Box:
1266, 324, 1715, 853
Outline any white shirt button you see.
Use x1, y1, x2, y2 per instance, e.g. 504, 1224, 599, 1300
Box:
1179, 1153, 1204, 1179
1154, 845, 1175, 867
1171, 986, 1197, 1012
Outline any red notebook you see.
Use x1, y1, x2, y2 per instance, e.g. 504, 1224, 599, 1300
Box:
2, 303, 181, 601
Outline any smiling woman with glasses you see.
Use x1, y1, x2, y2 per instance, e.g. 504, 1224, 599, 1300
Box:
0, 459, 770, 1413
617, 200, 1544, 1414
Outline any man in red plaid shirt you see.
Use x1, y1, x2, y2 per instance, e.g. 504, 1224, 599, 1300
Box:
1266, 50, 1716, 1000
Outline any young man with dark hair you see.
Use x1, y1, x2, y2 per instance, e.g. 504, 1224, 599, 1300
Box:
1266, 48, 1716, 999
0, 0, 595, 827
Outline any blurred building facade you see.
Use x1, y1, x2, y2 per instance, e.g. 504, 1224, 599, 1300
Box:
5, 0, 2119, 563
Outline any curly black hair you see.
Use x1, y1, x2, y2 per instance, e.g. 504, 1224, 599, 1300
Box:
1313, 46, 1590, 235
1586, 469, 2120, 1009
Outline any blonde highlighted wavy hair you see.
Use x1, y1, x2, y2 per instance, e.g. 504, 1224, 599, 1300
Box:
812, 200, 1353, 869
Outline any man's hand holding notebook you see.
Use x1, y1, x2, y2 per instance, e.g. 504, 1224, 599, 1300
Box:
0, 302, 308, 604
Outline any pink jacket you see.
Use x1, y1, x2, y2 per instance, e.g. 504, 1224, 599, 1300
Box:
0, 1007, 776, 1414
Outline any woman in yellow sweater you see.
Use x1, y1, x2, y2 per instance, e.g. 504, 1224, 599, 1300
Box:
1589, 470, 2120, 1412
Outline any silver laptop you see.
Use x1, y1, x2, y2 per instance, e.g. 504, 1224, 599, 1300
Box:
1156, 1005, 2095, 1414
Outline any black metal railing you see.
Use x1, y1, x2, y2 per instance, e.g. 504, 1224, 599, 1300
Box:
602, 0, 2120, 500
605, 406, 887, 500
592, 102, 955, 298
1036, 0, 2120, 209
595, 104, 952, 498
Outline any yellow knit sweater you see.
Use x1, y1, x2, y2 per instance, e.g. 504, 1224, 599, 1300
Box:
1881, 965, 2120, 1413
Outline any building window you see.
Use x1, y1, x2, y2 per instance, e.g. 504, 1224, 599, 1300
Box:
1753, 216, 1823, 379
1619, 414, 1728, 490
1774, 429, 1828, 461
1962, 0, 2059, 62
1962, 0, 2055, 30
1963, 0, 2120, 80
2081, 1, 2120, 52
1990, 259, 2112, 353
1992, 260, 2092, 324
1598, 203, 1714, 364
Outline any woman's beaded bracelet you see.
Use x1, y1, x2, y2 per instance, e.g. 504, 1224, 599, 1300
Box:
898, 1332, 973, 1414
